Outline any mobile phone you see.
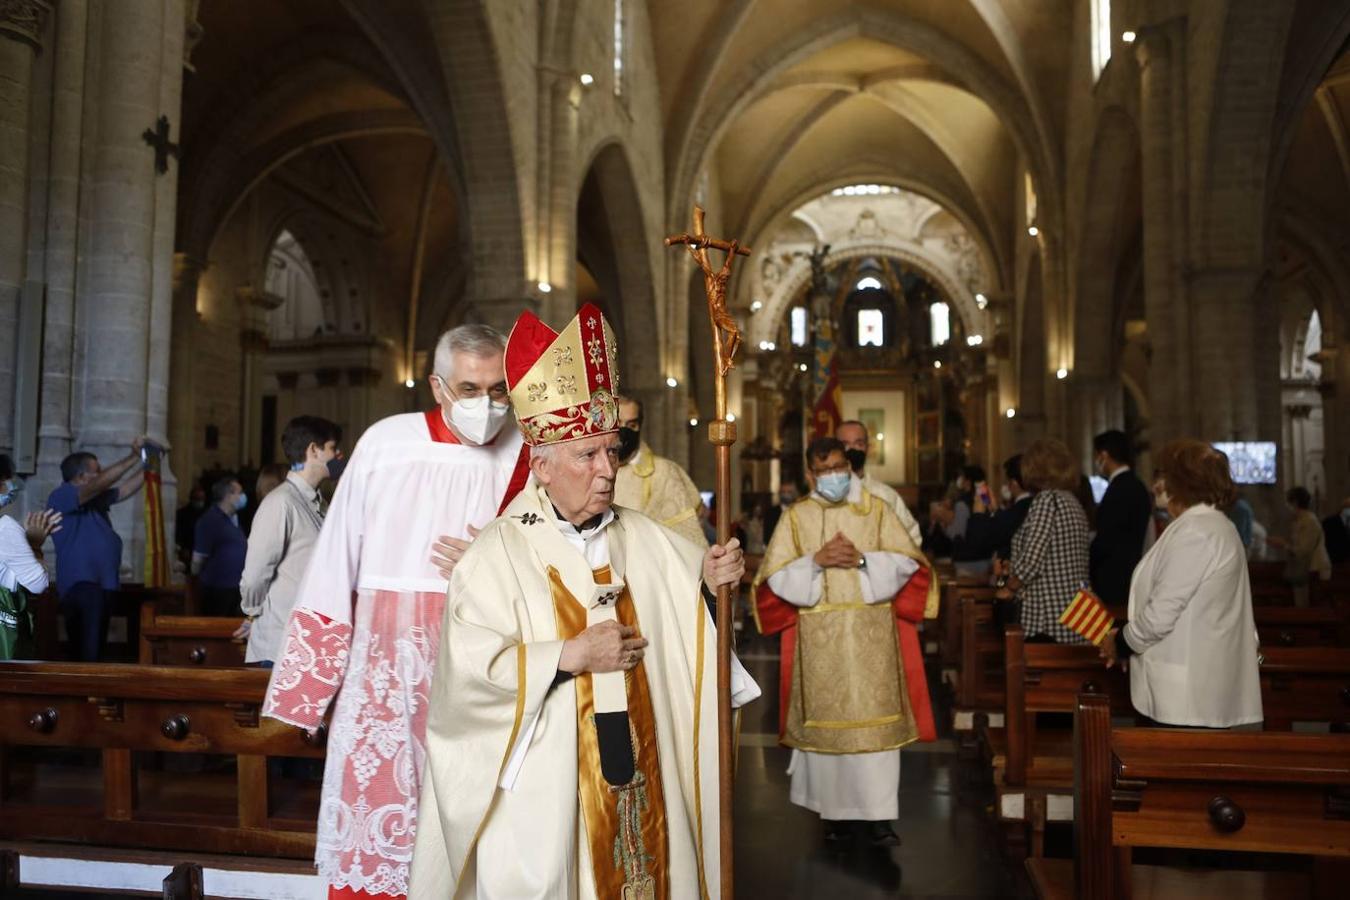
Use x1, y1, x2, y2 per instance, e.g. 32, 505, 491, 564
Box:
976, 481, 993, 507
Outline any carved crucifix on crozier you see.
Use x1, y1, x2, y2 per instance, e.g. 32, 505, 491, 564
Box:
143, 115, 180, 175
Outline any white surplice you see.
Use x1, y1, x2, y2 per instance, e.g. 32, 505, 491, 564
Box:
766, 487, 918, 822
262, 410, 527, 896
409, 485, 758, 899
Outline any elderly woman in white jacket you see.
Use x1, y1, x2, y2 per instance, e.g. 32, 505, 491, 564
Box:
1102, 440, 1262, 728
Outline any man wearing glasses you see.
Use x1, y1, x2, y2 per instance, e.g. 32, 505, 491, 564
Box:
262, 323, 530, 900
752, 436, 939, 850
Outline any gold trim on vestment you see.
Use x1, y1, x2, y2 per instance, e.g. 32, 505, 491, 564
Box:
783, 734, 920, 756
803, 713, 905, 729
798, 602, 872, 614
662, 506, 697, 527
692, 581, 709, 900
549, 566, 669, 900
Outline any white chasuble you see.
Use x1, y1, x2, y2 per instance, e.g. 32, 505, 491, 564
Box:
409, 485, 746, 899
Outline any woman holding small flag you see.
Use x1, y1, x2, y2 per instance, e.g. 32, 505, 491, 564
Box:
1100, 440, 1263, 728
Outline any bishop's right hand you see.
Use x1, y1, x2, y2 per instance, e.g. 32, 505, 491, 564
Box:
559, 621, 648, 674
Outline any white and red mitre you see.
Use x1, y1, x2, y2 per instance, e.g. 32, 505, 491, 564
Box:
505, 302, 620, 446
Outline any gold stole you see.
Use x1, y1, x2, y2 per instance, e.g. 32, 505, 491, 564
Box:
549, 565, 669, 900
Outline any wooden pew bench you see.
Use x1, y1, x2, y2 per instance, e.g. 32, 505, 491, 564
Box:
985, 625, 1131, 857
138, 600, 247, 666
950, 590, 1006, 742
0, 661, 323, 866
1258, 646, 1350, 730
1027, 692, 1350, 900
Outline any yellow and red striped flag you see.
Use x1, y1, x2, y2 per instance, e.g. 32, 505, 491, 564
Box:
1059, 586, 1114, 646
143, 447, 169, 588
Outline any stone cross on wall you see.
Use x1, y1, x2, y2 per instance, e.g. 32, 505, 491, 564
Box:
142, 115, 179, 175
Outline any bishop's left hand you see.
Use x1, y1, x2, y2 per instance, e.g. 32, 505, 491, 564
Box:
702, 537, 744, 594
431, 524, 481, 579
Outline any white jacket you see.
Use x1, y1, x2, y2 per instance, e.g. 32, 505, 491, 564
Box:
1124, 503, 1262, 727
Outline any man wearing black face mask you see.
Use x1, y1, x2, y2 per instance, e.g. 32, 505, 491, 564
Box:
836, 420, 922, 546
612, 395, 708, 548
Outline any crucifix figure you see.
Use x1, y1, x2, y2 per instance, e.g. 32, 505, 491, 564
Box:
664, 205, 751, 899
142, 115, 180, 175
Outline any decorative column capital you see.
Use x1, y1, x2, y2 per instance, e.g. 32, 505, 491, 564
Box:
0, 0, 51, 49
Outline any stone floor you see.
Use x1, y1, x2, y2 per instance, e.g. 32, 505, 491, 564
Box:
733, 632, 1028, 899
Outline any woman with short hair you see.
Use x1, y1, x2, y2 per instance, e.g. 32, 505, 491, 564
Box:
0, 454, 62, 658
994, 438, 1091, 643
1102, 440, 1262, 727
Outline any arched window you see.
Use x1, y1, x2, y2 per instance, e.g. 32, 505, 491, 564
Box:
264, 229, 326, 341
1090, 0, 1112, 81
856, 275, 883, 291
613, 0, 626, 97
929, 301, 950, 347
857, 308, 884, 347
790, 306, 808, 347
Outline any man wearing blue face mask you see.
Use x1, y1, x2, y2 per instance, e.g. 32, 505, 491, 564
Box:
192, 475, 249, 616
753, 437, 940, 849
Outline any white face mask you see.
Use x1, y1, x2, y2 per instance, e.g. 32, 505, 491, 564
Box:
1000, 484, 1012, 503
449, 395, 511, 445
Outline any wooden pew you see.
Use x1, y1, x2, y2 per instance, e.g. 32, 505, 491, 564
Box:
0, 661, 322, 860
1258, 646, 1350, 730
953, 589, 1006, 739
138, 600, 247, 667
1027, 693, 1350, 900
987, 625, 1131, 857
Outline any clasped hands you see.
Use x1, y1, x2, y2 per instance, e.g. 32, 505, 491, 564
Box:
813, 531, 863, 569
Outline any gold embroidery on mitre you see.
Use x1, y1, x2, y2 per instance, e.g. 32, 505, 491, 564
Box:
528, 382, 549, 403
509, 306, 622, 445
553, 346, 573, 366
556, 374, 577, 394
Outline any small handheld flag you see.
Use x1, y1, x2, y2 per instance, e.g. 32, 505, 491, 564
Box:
1059, 586, 1114, 646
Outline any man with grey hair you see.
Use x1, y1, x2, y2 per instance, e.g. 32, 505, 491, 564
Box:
262, 321, 531, 897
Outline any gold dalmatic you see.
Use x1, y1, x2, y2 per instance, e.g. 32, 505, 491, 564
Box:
549, 565, 668, 899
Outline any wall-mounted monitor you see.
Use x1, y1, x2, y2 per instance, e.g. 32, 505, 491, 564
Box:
1211, 441, 1277, 485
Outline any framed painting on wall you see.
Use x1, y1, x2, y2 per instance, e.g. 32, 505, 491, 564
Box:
858, 408, 885, 466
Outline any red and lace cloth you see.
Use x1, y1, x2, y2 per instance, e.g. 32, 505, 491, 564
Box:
265, 593, 446, 897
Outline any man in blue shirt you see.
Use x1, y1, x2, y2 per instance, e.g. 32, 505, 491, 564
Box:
192, 475, 248, 616
48, 440, 147, 661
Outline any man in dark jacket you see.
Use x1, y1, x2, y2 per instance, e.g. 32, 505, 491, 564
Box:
1088, 430, 1153, 605
965, 454, 1033, 562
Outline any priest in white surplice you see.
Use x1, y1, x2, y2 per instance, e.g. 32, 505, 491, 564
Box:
753, 436, 938, 847
409, 303, 758, 899
261, 324, 530, 900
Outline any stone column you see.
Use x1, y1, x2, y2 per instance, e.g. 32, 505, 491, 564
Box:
167, 252, 204, 488
0, 0, 51, 454
79, 0, 173, 579
34, 0, 85, 496
1135, 23, 1189, 445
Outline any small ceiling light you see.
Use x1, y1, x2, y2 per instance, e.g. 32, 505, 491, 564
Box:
1005, 407, 1017, 419
537, 281, 552, 293
1056, 367, 1069, 380
975, 293, 988, 309
1121, 30, 1136, 43
1027, 225, 1039, 237
579, 72, 595, 86
750, 300, 763, 312
689, 417, 699, 427
726, 412, 737, 423
876, 432, 885, 441
933, 360, 942, 369
798, 363, 808, 372
404, 378, 416, 389
666, 376, 678, 388
967, 334, 984, 346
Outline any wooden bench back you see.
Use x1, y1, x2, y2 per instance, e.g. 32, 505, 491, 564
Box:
958, 591, 1004, 709
0, 661, 322, 859
1258, 645, 1350, 729
1003, 625, 1130, 786
137, 600, 246, 666
1073, 692, 1350, 900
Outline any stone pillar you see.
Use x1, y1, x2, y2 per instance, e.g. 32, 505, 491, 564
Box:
79, 0, 174, 579
34, 0, 85, 496
0, 0, 51, 454
1135, 24, 1188, 445
167, 253, 204, 486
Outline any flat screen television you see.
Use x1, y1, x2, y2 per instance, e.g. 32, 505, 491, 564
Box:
1211, 441, 1277, 485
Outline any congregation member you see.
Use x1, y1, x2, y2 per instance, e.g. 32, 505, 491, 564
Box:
993, 439, 1091, 644
254, 463, 291, 504
236, 416, 342, 666
613, 393, 707, 547
836, 419, 922, 545
1088, 430, 1153, 605
1277, 485, 1331, 607
409, 304, 758, 898
753, 437, 937, 847
1323, 496, 1350, 564
191, 475, 248, 616
48, 440, 147, 661
174, 483, 207, 566
964, 454, 1032, 562
1101, 440, 1262, 728
263, 323, 530, 899
0, 455, 61, 659
764, 480, 800, 544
